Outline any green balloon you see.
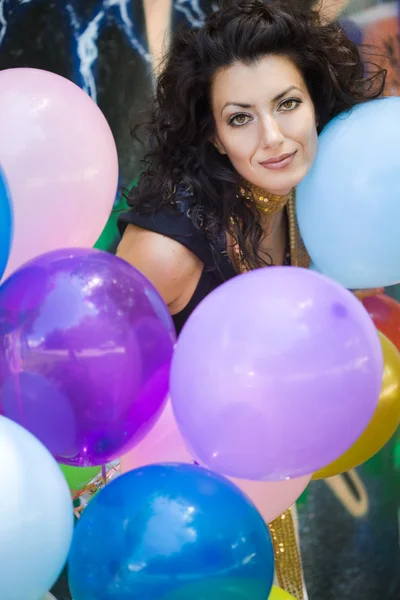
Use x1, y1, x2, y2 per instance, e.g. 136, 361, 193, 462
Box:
60, 464, 101, 491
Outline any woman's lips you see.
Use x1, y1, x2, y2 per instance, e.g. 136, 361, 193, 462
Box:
259, 151, 297, 170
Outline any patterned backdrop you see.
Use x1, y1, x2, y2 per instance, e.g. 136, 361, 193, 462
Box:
0, 2, 399, 599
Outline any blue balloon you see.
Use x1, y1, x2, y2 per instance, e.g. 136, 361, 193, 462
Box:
297, 97, 400, 289
68, 463, 274, 600
0, 168, 12, 280
0, 416, 73, 600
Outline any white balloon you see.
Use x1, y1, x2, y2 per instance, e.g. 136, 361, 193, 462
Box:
0, 416, 74, 600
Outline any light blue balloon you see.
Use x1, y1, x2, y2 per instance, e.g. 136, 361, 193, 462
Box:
0, 416, 74, 600
297, 97, 400, 289
0, 167, 12, 281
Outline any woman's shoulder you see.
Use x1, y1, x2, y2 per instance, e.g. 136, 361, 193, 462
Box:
117, 182, 220, 268
118, 183, 195, 233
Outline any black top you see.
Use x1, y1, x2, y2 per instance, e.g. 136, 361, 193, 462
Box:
118, 186, 237, 334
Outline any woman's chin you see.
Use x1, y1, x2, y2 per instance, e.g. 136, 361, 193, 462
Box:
254, 173, 301, 197
265, 163, 314, 196
274, 186, 294, 197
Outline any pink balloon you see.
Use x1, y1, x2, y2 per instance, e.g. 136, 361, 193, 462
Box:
0, 68, 118, 280
120, 399, 311, 524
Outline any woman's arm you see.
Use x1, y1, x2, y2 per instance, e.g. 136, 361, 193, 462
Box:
143, 0, 172, 75
116, 224, 203, 315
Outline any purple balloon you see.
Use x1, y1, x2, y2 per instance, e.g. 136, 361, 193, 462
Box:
0, 248, 175, 466
170, 267, 383, 481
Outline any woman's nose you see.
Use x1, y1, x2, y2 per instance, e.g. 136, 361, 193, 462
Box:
260, 115, 285, 150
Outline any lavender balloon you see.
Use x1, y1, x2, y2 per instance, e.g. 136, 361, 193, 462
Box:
170, 267, 383, 481
0, 248, 175, 466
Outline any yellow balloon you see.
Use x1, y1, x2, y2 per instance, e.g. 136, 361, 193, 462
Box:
314, 331, 400, 479
268, 586, 296, 599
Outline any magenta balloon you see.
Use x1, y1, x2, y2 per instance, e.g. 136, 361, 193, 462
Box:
170, 267, 383, 481
0, 249, 176, 466
0, 68, 118, 280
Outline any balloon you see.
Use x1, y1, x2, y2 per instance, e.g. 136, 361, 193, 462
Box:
268, 586, 296, 600
60, 464, 101, 491
0, 415, 73, 600
121, 399, 311, 524
0, 168, 12, 281
363, 294, 400, 351
297, 97, 400, 289
0, 248, 175, 465
170, 267, 383, 481
0, 68, 118, 280
68, 463, 274, 600
314, 331, 400, 478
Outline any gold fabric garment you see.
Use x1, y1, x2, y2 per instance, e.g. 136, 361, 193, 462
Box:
287, 190, 310, 269
269, 509, 305, 600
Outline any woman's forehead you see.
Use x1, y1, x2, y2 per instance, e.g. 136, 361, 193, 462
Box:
211, 56, 307, 110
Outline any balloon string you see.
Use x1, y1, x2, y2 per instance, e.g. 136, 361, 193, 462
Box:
268, 508, 304, 600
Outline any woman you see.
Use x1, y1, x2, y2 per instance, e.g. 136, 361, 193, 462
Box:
118, 0, 385, 334
117, 1, 385, 597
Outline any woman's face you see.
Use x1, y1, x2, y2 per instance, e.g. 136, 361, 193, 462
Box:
211, 55, 318, 196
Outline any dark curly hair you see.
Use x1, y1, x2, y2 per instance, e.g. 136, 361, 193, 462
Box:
128, 0, 386, 270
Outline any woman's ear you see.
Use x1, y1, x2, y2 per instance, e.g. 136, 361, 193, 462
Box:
210, 135, 227, 155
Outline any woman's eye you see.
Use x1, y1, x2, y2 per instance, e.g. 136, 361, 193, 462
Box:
279, 98, 301, 111
228, 113, 251, 127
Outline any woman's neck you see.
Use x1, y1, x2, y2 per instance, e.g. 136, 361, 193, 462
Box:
259, 207, 286, 237
228, 181, 292, 271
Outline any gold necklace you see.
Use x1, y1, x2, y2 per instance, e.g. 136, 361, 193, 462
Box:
238, 184, 290, 216
232, 187, 310, 272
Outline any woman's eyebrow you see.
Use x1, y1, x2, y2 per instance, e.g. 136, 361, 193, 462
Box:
220, 86, 303, 115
